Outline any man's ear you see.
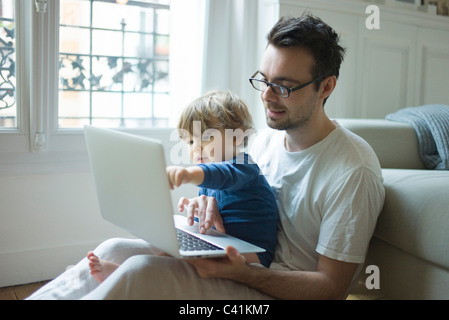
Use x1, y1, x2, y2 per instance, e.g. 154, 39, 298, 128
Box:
319, 76, 337, 101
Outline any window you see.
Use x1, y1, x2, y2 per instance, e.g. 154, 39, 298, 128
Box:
0, 0, 173, 136
59, 0, 170, 129
0, 0, 205, 170
0, 0, 16, 129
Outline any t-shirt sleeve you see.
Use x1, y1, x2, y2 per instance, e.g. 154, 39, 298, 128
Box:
316, 166, 385, 264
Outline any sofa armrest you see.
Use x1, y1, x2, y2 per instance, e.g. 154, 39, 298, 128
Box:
337, 119, 425, 169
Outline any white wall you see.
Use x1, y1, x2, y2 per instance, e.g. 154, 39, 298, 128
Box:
0, 133, 197, 287
272, 0, 449, 119
0, 172, 126, 286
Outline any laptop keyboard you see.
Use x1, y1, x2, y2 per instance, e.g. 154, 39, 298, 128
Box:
176, 229, 223, 251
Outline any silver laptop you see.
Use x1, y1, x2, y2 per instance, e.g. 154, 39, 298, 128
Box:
84, 125, 264, 259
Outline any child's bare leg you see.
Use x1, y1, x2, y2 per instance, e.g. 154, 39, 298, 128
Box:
87, 251, 119, 283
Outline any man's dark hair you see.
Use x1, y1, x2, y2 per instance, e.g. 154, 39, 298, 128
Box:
267, 14, 346, 102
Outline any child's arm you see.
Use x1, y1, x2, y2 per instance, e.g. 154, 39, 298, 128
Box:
166, 165, 205, 190
198, 161, 259, 191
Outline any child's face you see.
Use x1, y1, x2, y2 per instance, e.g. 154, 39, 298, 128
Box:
185, 129, 237, 164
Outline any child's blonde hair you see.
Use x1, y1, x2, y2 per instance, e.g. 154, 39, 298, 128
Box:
178, 90, 254, 145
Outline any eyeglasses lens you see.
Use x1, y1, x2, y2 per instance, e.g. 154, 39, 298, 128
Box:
252, 80, 287, 97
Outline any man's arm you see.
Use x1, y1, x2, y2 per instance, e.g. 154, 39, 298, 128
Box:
183, 192, 359, 298
189, 246, 359, 300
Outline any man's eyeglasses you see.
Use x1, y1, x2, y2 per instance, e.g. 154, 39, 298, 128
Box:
249, 71, 325, 98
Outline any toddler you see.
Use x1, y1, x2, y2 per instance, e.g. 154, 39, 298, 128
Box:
88, 90, 278, 282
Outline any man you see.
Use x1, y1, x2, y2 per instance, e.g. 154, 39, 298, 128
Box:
29, 15, 384, 300
186, 16, 384, 299
186, 14, 385, 300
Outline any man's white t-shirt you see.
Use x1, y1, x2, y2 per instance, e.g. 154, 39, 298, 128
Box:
250, 123, 385, 279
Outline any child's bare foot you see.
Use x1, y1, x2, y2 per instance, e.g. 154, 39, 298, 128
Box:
87, 251, 119, 283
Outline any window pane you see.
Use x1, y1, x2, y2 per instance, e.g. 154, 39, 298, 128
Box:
60, 26, 91, 55
59, 0, 170, 129
91, 29, 123, 56
154, 60, 169, 92
59, 54, 91, 90
0, 0, 16, 128
123, 92, 152, 118
123, 33, 153, 58
58, 90, 91, 128
60, 0, 91, 27
92, 1, 154, 33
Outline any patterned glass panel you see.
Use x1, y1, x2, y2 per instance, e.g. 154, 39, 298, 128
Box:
59, 0, 170, 128
0, 0, 16, 128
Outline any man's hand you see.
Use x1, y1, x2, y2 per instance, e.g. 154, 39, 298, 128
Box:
188, 248, 359, 300
178, 195, 225, 234
188, 246, 247, 279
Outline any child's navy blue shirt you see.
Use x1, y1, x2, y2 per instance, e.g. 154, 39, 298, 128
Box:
197, 153, 278, 267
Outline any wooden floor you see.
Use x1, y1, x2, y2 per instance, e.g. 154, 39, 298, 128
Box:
0, 279, 385, 300
0, 281, 49, 300
346, 281, 387, 300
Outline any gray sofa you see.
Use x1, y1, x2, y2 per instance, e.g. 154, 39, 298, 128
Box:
339, 119, 449, 300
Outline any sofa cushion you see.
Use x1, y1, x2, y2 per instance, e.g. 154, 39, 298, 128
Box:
338, 119, 425, 169
374, 169, 449, 269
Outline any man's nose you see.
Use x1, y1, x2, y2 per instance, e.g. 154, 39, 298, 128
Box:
262, 85, 279, 101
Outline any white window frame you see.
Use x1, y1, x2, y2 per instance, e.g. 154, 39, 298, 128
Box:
0, 0, 30, 154
0, 0, 206, 175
